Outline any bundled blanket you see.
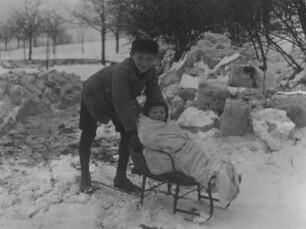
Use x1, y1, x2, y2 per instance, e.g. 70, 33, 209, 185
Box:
138, 115, 240, 208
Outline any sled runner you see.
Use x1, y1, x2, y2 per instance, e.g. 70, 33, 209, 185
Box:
130, 145, 219, 222
91, 180, 141, 196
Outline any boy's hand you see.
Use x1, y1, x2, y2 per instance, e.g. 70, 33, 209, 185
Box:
132, 100, 142, 115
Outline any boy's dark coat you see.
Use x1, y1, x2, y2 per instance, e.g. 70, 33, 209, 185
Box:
82, 58, 164, 132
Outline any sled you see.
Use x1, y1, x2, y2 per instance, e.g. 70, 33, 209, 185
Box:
130, 145, 219, 222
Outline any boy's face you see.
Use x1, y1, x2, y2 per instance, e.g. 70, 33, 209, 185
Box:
148, 106, 167, 122
131, 52, 156, 73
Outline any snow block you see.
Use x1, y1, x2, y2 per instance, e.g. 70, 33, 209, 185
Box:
195, 81, 231, 115
179, 73, 200, 90
251, 108, 295, 151
178, 106, 218, 132
178, 73, 200, 101
169, 96, 186, 120
270, 91, 306, 127
7, 85, 24, 105
178, 88, 197, 101
162, 83, 179, 101
219, 99, 251, 136
201, 32, 231, 48
159, 69, 181, 88
228, 65, 262, 88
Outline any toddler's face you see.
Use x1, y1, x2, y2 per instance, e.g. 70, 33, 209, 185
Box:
148, 106, 167, 121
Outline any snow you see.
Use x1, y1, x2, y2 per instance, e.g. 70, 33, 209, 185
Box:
1, 133, 305, 229
210, 52, 240, 74
178, 107, 218, 128
51, 64, 104, 81
0, 38, 306, 229
275, 90, 306, 96
179, 73, 200, 89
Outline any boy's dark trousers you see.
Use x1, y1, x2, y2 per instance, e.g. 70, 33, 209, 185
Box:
78, 101, 141, 192
79, 129, 131, 179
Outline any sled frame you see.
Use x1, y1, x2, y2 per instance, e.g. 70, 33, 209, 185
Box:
132, 149, 218, 221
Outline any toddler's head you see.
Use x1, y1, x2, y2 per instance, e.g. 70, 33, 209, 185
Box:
143, 101, 168, 122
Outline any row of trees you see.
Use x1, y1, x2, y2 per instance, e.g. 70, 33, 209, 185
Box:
0, 0, 69, 61
0, 0, 125, 64
1, 0, 306, 73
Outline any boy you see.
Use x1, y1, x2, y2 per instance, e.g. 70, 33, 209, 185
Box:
79, 39, 164, 193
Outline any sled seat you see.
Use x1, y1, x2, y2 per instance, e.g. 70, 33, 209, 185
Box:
130, 145, 218, 220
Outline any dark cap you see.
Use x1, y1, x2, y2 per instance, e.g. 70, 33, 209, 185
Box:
131, 39, 158, 55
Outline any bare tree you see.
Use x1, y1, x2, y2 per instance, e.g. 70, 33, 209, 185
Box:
107, 0, 126, 53
72, 0, 107, 65
76, 27, 85, 53
41, 11, 65, 59
261, 0, 306, 87
122, 0, 213, 60
10, 13, 28, 59
11, 0, 44, 60
0, 19, 14, 51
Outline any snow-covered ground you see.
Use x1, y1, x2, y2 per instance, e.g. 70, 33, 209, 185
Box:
0, 38, 306, 229
1, 126, 305, 229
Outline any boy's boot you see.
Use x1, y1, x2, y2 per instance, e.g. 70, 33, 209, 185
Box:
114, 171, 141, 193
79, 130, 95, 194
80, 172, 93, 194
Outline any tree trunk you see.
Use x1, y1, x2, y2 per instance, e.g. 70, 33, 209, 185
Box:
174, 35, 188, 61
33, 37, 38, 47
101, 27, 106, 65
100, 0, 106, 65
115, 31, 119, 53
28, 35, 33, 60
250, 37, 259, 60
81, 32, 84, 54
17, 38, 20, 49
45, 36, 50, 70
5, 40, 8, 51
52, 37, 57, 60
23, 39, 26, 60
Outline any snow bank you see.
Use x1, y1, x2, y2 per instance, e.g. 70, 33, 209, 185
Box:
0, 69, 82, 135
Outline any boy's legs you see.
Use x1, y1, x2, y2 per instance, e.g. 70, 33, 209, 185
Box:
111, 116, 141, 192
79, 101, 97, 193
79, 102, 140, 193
